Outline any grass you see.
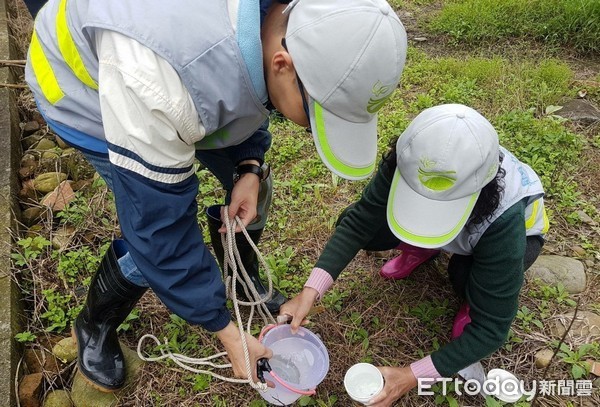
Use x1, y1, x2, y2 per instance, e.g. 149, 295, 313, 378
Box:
430, 0, 600, 54
7, 0, 600, 406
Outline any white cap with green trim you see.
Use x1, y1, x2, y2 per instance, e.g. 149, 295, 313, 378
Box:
285, 0, 407, 180
387, 104, 500, 248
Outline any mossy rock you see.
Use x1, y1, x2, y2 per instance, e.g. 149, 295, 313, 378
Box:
52, 337, 78, 363
33, 172, 68, 193
35, 138, 58, 151
44, 390, 73, 407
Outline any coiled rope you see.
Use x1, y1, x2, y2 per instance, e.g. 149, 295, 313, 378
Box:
137, 207, 276, 390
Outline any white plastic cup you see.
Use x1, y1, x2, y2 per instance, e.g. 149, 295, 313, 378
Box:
344, 363, 384, 405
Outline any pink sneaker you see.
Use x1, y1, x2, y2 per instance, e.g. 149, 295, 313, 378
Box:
379, 242, 440, 280
451, 303, 471, 339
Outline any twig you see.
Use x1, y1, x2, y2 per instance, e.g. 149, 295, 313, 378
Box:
574, 79, 599, 86
0, 59, 26, 65
530, 296, 581, 407
15, 356, 22, 407
0, 83, 27, 89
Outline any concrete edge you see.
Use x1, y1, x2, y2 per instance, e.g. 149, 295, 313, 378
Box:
0, 0, 24, 406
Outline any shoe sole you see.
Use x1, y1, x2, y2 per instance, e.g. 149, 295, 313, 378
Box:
71, 326, 122, 393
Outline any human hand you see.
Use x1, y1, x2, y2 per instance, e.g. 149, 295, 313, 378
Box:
278, 287, 319, 334
368, 366, 417, 407
219, 165, 260, 233
217, 322, 274, 385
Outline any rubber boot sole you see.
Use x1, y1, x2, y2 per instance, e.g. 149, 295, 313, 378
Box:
71, 326, 121, 393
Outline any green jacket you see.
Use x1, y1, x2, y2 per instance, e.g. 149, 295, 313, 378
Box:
315, 159, 528, 376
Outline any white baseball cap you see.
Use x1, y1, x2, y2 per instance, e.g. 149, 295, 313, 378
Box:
387, 104, 500, 248
285, 0, 407, 180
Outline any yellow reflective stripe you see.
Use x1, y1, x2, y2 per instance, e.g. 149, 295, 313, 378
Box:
525, 200, 539, 230
29, 31, 64, 105
525, 199, 549, 234
56, 0, 98, 89
314, 102, 375, 179
542, 207, 549, 233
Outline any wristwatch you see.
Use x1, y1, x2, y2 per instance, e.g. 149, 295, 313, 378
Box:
233, 163, 270, 183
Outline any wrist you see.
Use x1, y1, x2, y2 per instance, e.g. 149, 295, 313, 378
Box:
237, 159, 261, 166
301, 286, 319, 302
233, 162, 269, 184
216, 322, 239, 345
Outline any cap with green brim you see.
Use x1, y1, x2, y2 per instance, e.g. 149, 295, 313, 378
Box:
285, 0, 407, 180
386, 104, 500, 248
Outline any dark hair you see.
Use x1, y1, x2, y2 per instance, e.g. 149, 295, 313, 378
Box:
382, 138, 505, 229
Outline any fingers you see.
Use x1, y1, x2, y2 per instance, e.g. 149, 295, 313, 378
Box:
290, 314, 303, 334
368, 389, 388, 405
217, 203, 256, 233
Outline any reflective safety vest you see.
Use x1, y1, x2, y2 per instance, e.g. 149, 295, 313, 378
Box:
443, 147, 549, 256
25, 0, 269, 149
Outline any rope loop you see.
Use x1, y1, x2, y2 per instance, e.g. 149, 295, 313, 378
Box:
137, 207, 277, 390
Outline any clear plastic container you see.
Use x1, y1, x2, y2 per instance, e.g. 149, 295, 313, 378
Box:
258, 325, 329, 406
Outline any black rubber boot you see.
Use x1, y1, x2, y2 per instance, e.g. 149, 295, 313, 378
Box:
207, 205, 286, 314
72, 241, 147, 392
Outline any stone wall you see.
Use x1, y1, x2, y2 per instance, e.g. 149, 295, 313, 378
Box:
0, 0, 24, 405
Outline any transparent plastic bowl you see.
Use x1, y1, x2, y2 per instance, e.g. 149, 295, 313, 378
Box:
258, 325, 329, 406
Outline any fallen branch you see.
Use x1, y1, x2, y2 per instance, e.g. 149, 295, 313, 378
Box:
0, 59, 26, 64
0, 83, 27, 89
0, 59, 26, 68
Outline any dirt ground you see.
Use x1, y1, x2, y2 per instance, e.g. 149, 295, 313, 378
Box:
5, 1, 600, 406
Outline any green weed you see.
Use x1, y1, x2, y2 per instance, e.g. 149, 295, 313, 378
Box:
40, 288, 81, 332
56, 193, 93, 227
431, 0, 600, 54
402, 50, 573, 114
14, 331, 37, 343
297, 395, 338, 406
321, 288, 350, 312
53, 244, 105, 285
410, 299, 452, 333
503, 329, 523, 352
555, 342, 600, 379
160, 314, 201, 355
11, 236, 52, 267
344, 311, 370, 351
515, 305, 543, 333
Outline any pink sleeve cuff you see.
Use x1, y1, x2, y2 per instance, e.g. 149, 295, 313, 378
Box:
410, 355, 442, 380
304, 267, 334, 300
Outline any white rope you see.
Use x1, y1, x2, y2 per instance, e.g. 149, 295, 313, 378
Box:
137, 207, 276, 390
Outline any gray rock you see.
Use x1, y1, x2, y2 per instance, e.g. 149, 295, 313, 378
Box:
22, 121, 41, 137
22, 207, 46, 227
527, 255, 586, 293
22, 134, 43, 150
414, 37, 428, 42
576, 210, 596, 225
534, 348, 554, 369
551, 311, 600, 338
43, 390, 73, 407
555, 99, 600, 125
52, 337, 78, 363
51, 227, 76, 252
